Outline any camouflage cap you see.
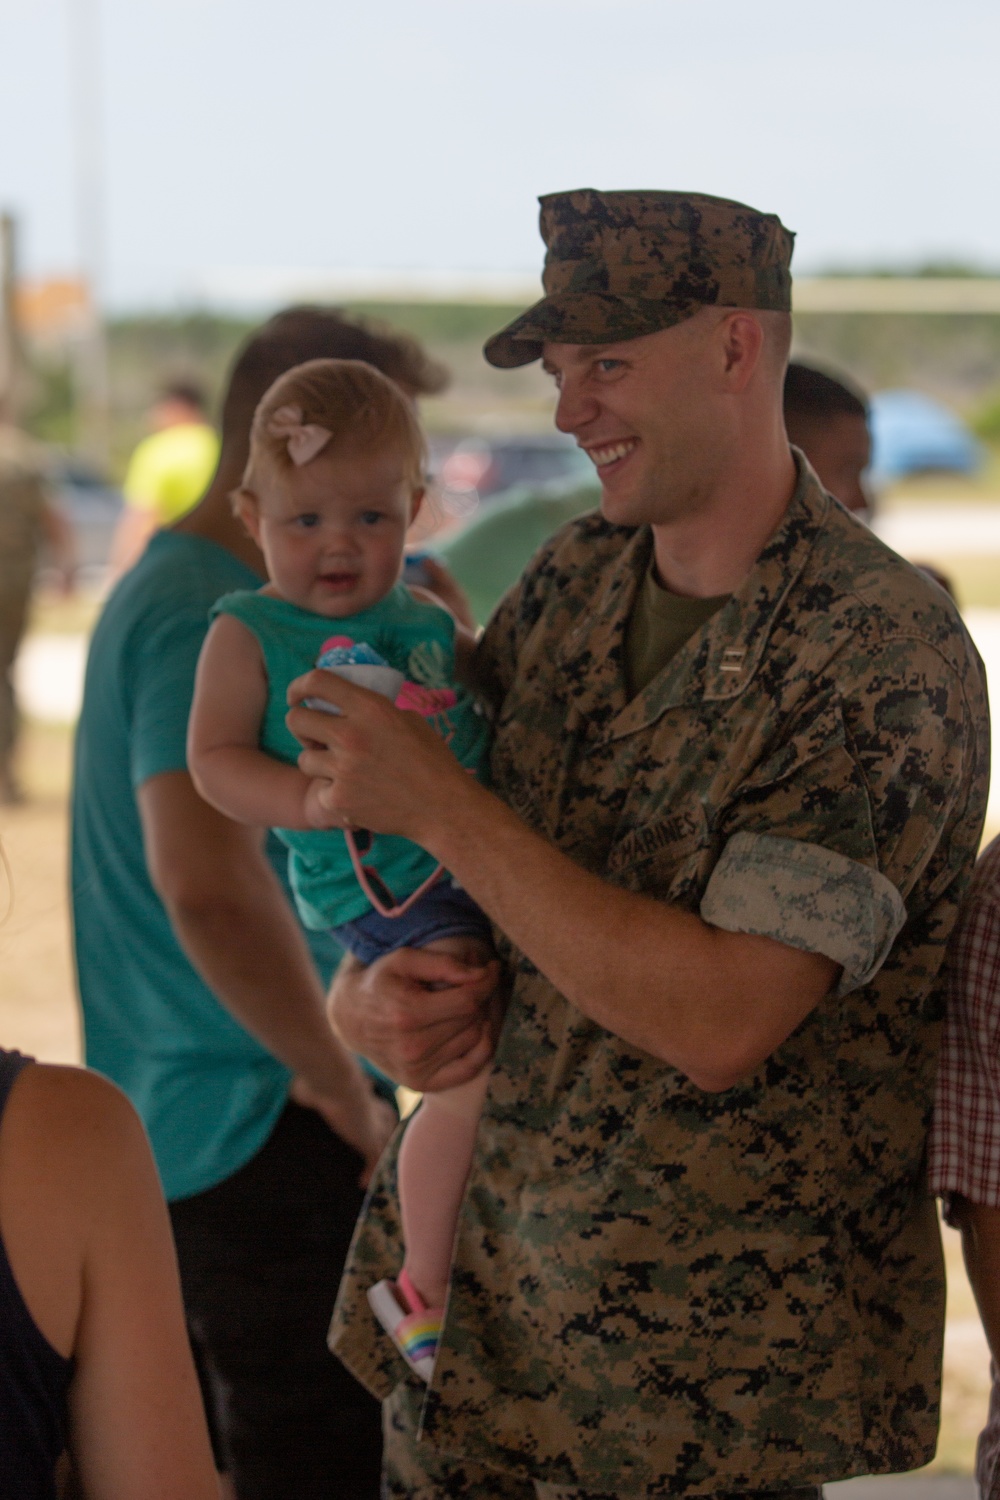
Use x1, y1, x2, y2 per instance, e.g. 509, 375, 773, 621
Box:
483, 188, 795, 369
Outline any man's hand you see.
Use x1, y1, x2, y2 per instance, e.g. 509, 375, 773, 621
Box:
328, 949, 503, 1094
289, 1077, 398, 1186
409, 556, 477, 633
303, 774, 338, 830
286, 670, 472, 848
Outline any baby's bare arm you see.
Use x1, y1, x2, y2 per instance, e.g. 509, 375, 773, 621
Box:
188, 613, 317, 828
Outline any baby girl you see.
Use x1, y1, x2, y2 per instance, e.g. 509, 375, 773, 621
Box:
188, 357, 497, 1380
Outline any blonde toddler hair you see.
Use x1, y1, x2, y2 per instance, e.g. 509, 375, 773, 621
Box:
238, 357, 426, 505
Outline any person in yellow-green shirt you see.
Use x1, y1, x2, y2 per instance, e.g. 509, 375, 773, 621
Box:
108, 382, 219, 580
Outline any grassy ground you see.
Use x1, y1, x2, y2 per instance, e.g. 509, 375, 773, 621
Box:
879, 449, 1000, 509
873, 460, 1000, 608
0, 721, 81, 1063
26, 587, 104, 637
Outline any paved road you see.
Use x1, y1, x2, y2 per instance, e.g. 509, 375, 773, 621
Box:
827, 1480, 975, 1500
15, 633, 87, 723
876, 506, 1000, 556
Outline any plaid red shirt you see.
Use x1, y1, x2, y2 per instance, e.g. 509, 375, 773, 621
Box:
928, 833, 1000, 1500
929, 833, 1000, 1210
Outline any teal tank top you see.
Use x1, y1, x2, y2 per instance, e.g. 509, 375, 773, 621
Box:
211, 585, 491, 929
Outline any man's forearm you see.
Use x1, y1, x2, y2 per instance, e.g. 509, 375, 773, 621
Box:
165, 856, 370, 1106
425, 777, 836, 1089
954, 1198, 1000, 1363
137, 766, 396, 1173
287, 681, 836, 1089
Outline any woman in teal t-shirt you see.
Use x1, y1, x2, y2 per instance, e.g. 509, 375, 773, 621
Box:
188, 358, 500, 1393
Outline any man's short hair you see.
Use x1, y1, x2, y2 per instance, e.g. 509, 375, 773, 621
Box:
783, 363, 869, 426
161, 380, 208, 412
220, 306, 449, 453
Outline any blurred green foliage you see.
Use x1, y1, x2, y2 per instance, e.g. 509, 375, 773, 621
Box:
820, 260, 999, 279
21, 297, 1000, 475
971, 392, 1000, 442
346, 301, 525, 343
27, 358, 76, 446
792, 312, 1000, 405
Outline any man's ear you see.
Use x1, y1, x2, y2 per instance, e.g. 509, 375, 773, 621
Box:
718, 312, 765, 392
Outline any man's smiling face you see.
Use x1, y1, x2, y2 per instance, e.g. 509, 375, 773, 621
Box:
542, 313, 727, 531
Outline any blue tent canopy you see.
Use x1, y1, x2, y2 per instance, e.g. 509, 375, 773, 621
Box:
869, 390, 982, 485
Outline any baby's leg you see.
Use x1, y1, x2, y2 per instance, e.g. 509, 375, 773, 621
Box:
398, 1068, 490, 1309
398, 935, 495, 1310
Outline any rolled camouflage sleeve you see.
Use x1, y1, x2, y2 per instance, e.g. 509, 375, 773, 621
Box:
699, 632, 986, 994
701, 831, 906, 994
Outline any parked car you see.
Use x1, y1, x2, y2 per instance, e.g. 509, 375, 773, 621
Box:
432, 434, 592, 506
49, 456, 123, 579
869, 391, 982, 488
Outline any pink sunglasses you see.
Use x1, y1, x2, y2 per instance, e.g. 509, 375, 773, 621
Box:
345, 828, 444, 919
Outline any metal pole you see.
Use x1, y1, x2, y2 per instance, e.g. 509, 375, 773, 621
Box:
67, 0, 111, 466
0, 212, 22, 424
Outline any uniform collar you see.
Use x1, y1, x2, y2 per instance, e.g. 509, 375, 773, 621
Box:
555, 451, 830, 741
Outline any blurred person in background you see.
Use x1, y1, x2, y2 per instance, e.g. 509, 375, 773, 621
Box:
435, 466, 599, 626
0, 1045, 218, 1499
929, 836, 1000, 1500
71, 306, 446, 1500
0, 417, 76, 804
784, 361, 954, 596
107, 381, 220, 580
783, 361, 872, 517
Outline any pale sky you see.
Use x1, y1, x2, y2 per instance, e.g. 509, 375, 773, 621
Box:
2, 0, 999, 309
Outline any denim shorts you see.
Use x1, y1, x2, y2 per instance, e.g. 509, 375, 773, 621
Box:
334, 877, 493, 966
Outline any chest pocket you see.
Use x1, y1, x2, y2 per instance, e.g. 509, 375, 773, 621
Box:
713, 698, 861, 852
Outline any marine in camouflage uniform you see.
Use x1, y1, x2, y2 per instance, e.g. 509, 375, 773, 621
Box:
0, 425, 52, 801
325, 191, 990, 1496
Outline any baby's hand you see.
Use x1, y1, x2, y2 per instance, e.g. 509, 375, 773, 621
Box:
303, 776, 338, 829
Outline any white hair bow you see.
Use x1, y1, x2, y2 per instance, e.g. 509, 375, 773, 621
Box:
267, 404, 332, 466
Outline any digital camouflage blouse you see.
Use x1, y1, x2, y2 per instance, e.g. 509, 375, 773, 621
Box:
331, 457, 989, 1496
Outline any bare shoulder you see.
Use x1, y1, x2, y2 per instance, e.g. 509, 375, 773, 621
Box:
2, 1064, 220, 1493
190, 611, 270, 758
201, 608, 265, 667
0, 1065, 157, 1358
14, 1058, 135, 1109
2, 1064, 149, 1187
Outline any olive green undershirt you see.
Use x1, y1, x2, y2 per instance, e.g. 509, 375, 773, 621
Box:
625, 558, 729, 698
